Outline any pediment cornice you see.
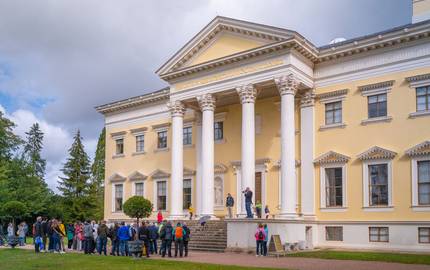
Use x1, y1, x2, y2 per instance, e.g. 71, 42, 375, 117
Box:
406, 141, 430, 157
128, 171, 148, 181
314, 151, 350, 165
109, 173, 126, 182
150, 169, 170, 179
357, 146, 397, 161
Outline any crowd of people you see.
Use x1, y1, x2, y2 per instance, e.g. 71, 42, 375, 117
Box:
30, 215, 191, 258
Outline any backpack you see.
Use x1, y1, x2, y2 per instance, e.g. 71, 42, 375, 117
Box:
258, 230, 264, 240
175, 227, 183, 239
164, 225, 173, 240
183, 226, 190, 241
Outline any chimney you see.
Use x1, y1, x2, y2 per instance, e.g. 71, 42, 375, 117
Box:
413, 0, 430, 23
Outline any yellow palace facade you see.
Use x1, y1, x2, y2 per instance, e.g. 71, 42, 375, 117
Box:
97, 1, 430, 251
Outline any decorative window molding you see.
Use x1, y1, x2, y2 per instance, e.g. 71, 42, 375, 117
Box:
150, 169, 170, 179
183, 167, 196, 177
319, 122, 346, 131
361, 116, 392, 125
110, 131, 126, 139
108, 173, 126, 183
130, 127, 148, 134
409, 110, 430, 118
411, 156, 430, 210
319, 164, 347, 210
406, 73, 430, 88
128, 171, 148, 181
361, 159, 393, 210
214, 174, 224, 210
112, 183, 124, 212
314, 151, 350, 165
316, 89, 348, 103
214, 163, 228, 174
132, 181, 145, 197
357, 146, 397, 161
183, 118, 195, 127
214, 112, 227, 122
153, 179, 168, 211
151, 122, 171, 131
358, 80, 395, 96
406, 141, 430, 157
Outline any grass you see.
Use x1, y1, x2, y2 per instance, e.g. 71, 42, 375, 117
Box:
0, 249, 277, 270
287, 250, 430, 265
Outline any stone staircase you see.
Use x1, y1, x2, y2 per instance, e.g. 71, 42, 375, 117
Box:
185, 220, 227, 252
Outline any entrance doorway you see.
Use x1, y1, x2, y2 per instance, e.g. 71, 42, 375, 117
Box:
255, 172, 262, 204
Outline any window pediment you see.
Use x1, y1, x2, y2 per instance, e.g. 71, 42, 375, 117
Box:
128, 171, 148, 181
357, 146, 397, 161
183, 167, 196, 177
214, 163, 228, 174
406, 141, 430, 157
150, 169, 170, 179
109, 173, 126, 182
314, 151, 350, 165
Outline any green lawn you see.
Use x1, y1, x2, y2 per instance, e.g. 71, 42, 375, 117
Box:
287, 250, 430, 265
0, 249, 276, 270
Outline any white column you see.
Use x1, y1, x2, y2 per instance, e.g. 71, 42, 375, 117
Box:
197, 94, 216, 218
195, 111, 203, 218
300, 90, 316, 219
236, 84, 257, 216
275, 74, 299, 219
167, 100, 185, 219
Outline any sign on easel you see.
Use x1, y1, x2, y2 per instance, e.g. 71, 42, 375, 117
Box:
268, 235, 283, 252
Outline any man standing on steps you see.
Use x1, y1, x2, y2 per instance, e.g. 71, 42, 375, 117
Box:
226, 193, 234, 218
243, 187, 253, 218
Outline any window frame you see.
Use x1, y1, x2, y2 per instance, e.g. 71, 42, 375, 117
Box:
416, 86, 430, 112
325, 226, 343, 241
324, 101, 342, 125
135, 134, 145, 153
412, 156, 430, 210
157, 130, 168, 149
115, 137, 124, 155
419, 227, 430, 244
154, 179, 168, 211
183, 178, 192, 210
214, 121, 224, 141
112, 183, 124, 212
367, 93, 387, 118
319, 163, 347, 211
133, 181, 145, 197
369, 227, 389, 243
362, 159, 393, 211
183, 126, 192, 146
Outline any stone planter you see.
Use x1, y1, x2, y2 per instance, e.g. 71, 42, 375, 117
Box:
127, 240, 144, 258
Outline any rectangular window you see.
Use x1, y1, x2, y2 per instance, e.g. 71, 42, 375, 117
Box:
115, 138, 124, 155
157, 131, 167, 149
183, 179, 192, 209
419, 227, 430, 243
368, 93, 387, 118
368, 164, 388, 206
214, 121, 223, 141
418, 160, 430, 205
325, 226, 343, 241
183, 127, 192, 145
135, 182, 144, 197
157, 181, 167, 211
325, 167, 343, 207
416, 86, 430, 112
135, 135, 144, 153
325, 101, 342, 125
114, 184, 123, 211
369, 227, 389, 242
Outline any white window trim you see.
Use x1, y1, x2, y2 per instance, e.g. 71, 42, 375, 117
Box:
412, 156, 430, 211
133, 131, 146, 154
153, 179, 168, 212
319, 163, 347, 211
113, 136, 125, 157
182, 125, 193, 146
183, 177, 193, 211
155, 128, 169, 150
362, 159, 393, 211
408, 81, 430, 115
111, 183, 124, 213
319, 96, 346, 130
132, 181, 145, 197
214, 174, 225, 210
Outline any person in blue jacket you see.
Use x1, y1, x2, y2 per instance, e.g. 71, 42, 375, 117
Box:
117, 222, 130, 256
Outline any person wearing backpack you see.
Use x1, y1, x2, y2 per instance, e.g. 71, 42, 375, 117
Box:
182, 222, 190, 257
138, 222, 150, 258
254, 223, 266, 257
174, 222, 185, 257
148, 222, 159, 254
160, 221, 173, 258
263, 224, 269, 256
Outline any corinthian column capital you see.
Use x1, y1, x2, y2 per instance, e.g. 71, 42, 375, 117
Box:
236, 84, 257, 104
197, 94, 216, 111
300, 89, 316, 108
167, 100, 186, 117
275, 74, 299, 96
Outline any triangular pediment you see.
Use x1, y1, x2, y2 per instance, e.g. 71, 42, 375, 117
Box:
109, 173, 126, 182
128, 171, 148, 181
406, 141, 430, 157
314, 151, 350, 165
357, 146, 397, 161
150, 169, 170, 179
156, 16, 294, 76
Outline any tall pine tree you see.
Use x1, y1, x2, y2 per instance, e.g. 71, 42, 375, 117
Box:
90, 127, 105, 220
23, 123, 46, 179
58, 130, 95, 221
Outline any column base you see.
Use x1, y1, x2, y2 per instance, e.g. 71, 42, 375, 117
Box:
276, 212, 300, 220
302, 214, 316, 221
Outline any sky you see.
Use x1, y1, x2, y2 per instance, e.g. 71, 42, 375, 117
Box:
0, 0, 412, 191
